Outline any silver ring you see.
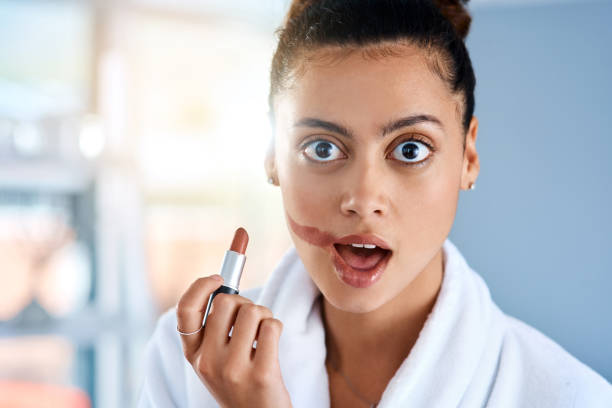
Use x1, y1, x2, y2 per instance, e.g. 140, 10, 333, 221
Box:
177, 324, 204, 336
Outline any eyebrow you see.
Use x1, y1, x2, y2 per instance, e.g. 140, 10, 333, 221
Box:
293, 114, 444, 138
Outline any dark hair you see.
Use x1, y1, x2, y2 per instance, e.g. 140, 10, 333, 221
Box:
269, 0, 476, 136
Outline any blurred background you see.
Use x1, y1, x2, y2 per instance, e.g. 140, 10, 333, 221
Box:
0, 0, 609, 406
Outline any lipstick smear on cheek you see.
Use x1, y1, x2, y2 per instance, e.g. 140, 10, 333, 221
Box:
286, 213, 336, 247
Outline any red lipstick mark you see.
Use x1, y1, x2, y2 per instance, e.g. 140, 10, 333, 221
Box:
286, 213, 335, 248
230, 227, 249, 254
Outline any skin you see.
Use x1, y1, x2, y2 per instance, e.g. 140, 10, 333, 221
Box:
176, 42, 479, 408
266, 43, 480, 406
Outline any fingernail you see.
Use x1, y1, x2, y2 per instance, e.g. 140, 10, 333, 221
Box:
212, 274, 223, 282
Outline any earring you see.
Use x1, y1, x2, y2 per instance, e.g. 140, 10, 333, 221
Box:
468, 182, 476, 190
267, 176, 275, 185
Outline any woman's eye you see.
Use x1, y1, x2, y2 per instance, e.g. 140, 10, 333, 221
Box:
302, 140, 344, 162
390, 140, 431, 164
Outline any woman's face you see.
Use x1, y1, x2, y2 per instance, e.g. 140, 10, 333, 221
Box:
268, 44, 479, 313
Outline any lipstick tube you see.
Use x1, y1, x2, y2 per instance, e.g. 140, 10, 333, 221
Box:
201, 227, 248, 328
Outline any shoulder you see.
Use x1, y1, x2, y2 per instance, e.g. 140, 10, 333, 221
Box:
138, 307, 187, 407
446, 240, 612, 405
494, 314, 612, 406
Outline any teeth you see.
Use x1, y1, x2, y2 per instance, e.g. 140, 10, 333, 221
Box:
350, 243, 377, 249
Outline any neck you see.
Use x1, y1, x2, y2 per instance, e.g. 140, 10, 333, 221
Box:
322, 247, 445, 380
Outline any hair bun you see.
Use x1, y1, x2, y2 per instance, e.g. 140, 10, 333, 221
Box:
432, 0, 472, 40
284, 1, 472, 41
283, 0, 316, 26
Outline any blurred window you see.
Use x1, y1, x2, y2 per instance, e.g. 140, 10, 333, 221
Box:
0, 0, 96, 405
115, 9, 291, 313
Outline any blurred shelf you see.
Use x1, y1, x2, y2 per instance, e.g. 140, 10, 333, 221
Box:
0, 306, 153, 346
0, 160, 94, 194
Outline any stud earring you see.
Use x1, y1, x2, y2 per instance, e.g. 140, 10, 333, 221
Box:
267, 176, 275, 185
468, 182, 476, 190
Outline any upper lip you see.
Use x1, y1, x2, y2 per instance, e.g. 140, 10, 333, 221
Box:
334, 234, 391, 251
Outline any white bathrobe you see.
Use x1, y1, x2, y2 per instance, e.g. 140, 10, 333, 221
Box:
137, 239, 612, 407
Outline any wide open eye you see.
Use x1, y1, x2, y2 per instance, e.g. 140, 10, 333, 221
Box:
303, 139, 344, 162
390, 140, 432, 164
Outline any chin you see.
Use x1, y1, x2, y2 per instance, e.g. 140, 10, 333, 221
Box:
314, 264, 395, 314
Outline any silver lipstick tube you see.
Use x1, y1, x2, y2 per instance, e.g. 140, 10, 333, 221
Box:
201, 250, 246, 328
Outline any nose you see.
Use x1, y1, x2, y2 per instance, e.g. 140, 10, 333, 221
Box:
339, 159, 389, 219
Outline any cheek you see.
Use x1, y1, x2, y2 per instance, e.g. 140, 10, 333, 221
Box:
277, 155, 339, 279
277, 166, 337, 289
422, 175, 459, 236
278, 155, 337, 225
396, 158, 461, 245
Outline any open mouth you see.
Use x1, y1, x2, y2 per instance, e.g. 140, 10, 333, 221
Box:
333, 243, 391, 270
330, 243, 393, 288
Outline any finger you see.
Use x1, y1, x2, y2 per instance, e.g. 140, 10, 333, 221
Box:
228, 304, 273, 358
201, 293, 253, 351
253, 318, 283, 370
176, 275, 223, 359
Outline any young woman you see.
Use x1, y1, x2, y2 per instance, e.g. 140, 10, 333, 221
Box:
138, 0, 612, 407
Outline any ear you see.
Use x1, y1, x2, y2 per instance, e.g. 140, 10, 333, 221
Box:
461, 115, 480, 190
264, 136, 279, 186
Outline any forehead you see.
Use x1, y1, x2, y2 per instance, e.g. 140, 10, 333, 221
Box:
275, 44, 462, 131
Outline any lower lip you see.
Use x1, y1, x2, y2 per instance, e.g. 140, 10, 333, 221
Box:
329, 245, 392, 288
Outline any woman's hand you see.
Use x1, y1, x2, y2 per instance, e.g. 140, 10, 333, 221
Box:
176, 275, 292, 408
